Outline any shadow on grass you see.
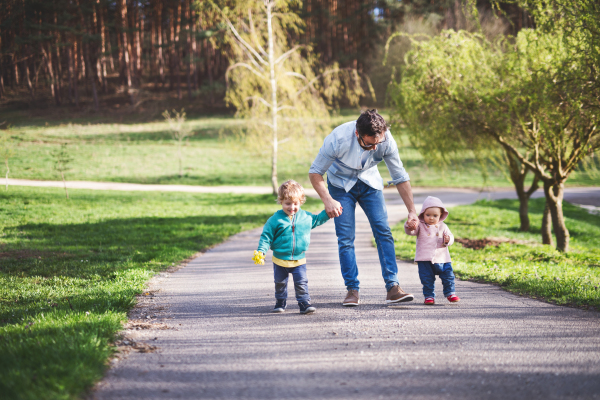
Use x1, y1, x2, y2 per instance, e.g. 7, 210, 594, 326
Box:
0, 213, 274, 279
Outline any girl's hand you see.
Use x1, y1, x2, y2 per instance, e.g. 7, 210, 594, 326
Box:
444, 233, 450, 244
252, 251, 266, 265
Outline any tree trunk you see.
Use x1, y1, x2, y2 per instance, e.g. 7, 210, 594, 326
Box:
205, 40, 214, 102
541, 199, 553, 246
267, 1, 278, 195
134, 2, 142, 77
117, 0, 132, 90
97, 0, 108, 93
23, 59, 34, 100
192, 8, 198, 90
186, 0, 193, 100
42, 46, 59, 105
507, 153, 539, 232
543, 180, 569, 252
105, 7, 115, 72
53, 14, 63, 103
78, 0, 99, 110
175, 1, 182, 100
0, 70, 4, 99
13, 58, 19, 86
61, 171, 69, 199
5, 158, 10, 190
154, 0, 165, 85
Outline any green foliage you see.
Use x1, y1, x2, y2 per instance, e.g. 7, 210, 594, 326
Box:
388, 25, 599, 179
0, 186, 324, 399
162, 109, 191, 178
0, 129, 16, 190
220, 0, 367, 163
51, 144, 73, 176
392, 198, 600, 309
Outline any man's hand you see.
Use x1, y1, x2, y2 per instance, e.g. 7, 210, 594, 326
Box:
325, 198, 343, 218
406, 211, 418, 229
309, 173, 343, 218
396, 181, 418, 229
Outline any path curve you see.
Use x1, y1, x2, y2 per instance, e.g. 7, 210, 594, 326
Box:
6, 178, 600, 210
92, 189, 600, 400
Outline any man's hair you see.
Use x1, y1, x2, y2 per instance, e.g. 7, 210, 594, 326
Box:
277, 180, 306, 205
356, 109, 388, 137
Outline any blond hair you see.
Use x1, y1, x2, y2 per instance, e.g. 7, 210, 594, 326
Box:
277, 180, 306, 205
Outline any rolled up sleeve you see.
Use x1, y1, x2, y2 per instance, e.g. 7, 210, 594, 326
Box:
309, 134, 337, 176
383, 133, 410, 186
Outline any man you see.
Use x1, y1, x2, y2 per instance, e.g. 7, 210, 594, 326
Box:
309, 109, 419, 306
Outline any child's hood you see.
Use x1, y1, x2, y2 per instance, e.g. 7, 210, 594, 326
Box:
418, 196, 449, 223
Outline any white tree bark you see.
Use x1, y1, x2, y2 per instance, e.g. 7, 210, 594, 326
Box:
266, 1, 278, 195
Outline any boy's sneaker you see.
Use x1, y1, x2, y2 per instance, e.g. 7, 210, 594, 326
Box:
299, 301, 316, 314
424, 297, 435, 305
386, 285, 415, 304
272, 299, 286, 313
447, 294, 460, 303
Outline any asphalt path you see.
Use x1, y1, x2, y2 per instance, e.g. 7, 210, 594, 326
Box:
92, 188, 600, 400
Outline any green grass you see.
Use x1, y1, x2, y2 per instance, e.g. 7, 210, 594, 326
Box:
392, 198, 600, 309
3, 110, 598, 188
0, 186, 323, 400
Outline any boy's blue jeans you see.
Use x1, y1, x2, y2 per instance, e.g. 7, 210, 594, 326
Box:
273, 263, 310, 303
328, 179, 399, 291
417, 261, 456, 298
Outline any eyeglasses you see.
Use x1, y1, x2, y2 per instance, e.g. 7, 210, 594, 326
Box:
358, 133, 387, 149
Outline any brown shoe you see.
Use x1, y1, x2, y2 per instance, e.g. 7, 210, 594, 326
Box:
343, 289, 360, 306
386, 285, 414, 304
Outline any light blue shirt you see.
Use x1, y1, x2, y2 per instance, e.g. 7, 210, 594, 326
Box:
309, 121, 410, 192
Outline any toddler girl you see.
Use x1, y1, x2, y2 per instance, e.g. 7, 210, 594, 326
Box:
404, 196, 460, 305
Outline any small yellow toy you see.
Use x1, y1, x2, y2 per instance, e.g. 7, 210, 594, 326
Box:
252, 250, 266, 265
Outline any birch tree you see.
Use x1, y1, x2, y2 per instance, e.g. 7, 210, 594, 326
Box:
214, 0, 368, 194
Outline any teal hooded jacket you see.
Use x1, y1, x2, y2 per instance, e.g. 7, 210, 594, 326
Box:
257, 209, 330, 261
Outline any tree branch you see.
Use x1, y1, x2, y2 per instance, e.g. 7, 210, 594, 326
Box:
207, 0, 268, 66
225, 62, 267, 86
248, 9, 268, 58
275, 45, 303, 65
245, 95, 272, 109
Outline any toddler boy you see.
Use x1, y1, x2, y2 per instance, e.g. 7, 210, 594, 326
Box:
253, 180, 330, 314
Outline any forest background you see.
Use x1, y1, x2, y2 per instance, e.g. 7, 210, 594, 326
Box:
0, 0, 533, 113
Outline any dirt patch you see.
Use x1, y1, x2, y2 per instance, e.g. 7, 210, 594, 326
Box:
455, 238, 518, 250
114, 337, 159, 354
0, 250, 73, 260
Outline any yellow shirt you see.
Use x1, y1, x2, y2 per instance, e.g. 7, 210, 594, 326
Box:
271, 214, 306, 268
272, 256, 306, 268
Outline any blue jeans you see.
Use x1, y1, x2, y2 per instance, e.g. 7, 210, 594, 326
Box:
273, 263, 310, 303
417, 261, 456, 298
328, 179, 399, 291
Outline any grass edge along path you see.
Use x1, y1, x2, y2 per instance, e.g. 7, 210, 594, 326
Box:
0, 186, 324, 400
391, 198, 600, 310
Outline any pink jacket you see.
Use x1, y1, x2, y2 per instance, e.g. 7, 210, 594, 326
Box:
404, 196, 454, 263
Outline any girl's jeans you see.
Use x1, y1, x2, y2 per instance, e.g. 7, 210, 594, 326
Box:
273, 263, 310, 303
328, 179, 399, 291
417, 261, 456, 298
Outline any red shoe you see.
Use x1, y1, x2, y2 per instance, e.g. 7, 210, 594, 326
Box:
447, 294, 460, 303
424, 297, 435, 305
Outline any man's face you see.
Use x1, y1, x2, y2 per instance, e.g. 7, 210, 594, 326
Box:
355, 130, 385, 151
